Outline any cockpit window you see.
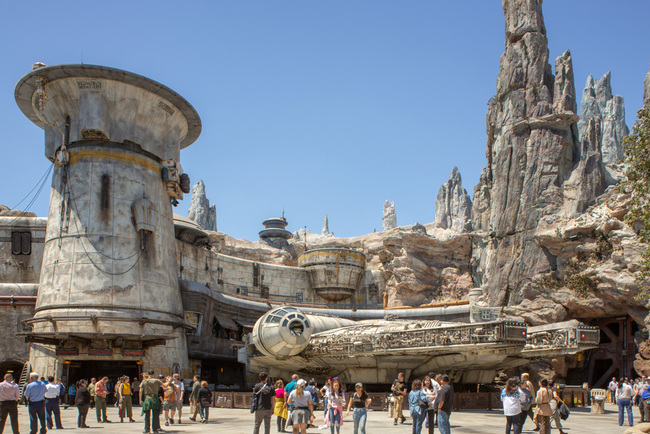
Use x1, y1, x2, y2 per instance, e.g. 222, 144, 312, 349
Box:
289, 320, 304, 336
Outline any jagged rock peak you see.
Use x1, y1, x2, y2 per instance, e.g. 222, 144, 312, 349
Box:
553, 50, 577, 114
503, 0, 545, 42
471, 0, 580, 304
188, 180, 217, 231
322, 214, 330, 236
382, 201, 397, 231
578, 71, 629, 167
643, 63, 650, 107
434, 167, 472, 233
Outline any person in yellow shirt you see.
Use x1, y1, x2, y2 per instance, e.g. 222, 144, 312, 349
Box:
119, 376, 136, 423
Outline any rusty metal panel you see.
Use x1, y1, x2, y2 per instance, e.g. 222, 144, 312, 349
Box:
367, 393, 389, 411
213, 391, 233, 408
456, 392, 493, 410
233, 392, 253, 409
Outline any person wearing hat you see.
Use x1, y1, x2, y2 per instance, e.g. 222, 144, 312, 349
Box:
346, 382, 371, 434
139, 370, 163, 434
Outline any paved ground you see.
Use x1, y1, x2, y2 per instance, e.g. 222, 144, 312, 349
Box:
10, 404, 637, 433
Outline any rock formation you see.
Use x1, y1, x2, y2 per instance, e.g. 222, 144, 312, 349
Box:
322, 214, 330, 236
564, 114, 606, 214
208, 231, 295, 266
471, 0, 580, 304
382, 200, 397, 231
434, 167, 472, 233
188, 180, 217, 231
577, 72, 629, 184
0, 204, 36, 217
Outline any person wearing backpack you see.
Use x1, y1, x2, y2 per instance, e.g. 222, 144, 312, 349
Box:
252, 372, 274, 434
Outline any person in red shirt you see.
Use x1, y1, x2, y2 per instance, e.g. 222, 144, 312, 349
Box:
94, 377, 111, 423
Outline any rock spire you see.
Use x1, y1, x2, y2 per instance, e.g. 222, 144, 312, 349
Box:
382, 201, 397, 231
188, 180, 217, 231
577, 72, 629, 169
322, 214, 330, 236
471, 0, 581, 304
434, 167, 472, 232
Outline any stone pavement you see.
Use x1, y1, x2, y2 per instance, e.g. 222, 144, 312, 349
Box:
11, 404, 632, 433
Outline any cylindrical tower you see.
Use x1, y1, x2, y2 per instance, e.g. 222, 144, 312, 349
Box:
258, 217, 292, 240
15, 64, 201, 380
298, 248, 366, 301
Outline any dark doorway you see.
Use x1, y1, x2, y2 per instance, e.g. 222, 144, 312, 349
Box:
67, 360, 140, 388
583, 316, 637, 388
200, 360, 245, 388
0, 360, 24, 378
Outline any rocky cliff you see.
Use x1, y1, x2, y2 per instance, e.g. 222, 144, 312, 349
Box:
188, 180, 217, 231
434, 167, 472, 233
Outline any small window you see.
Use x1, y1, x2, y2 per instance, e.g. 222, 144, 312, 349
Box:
253, 264, 260, 287
11, 232, 31, 255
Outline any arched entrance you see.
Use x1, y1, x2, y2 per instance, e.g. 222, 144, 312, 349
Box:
0, 360, 25, 378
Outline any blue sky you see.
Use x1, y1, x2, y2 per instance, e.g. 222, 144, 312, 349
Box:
1, 1, 649, 241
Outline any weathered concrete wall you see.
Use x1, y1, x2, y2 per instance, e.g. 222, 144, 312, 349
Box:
180, 284, 247, 363
0, 304, 35, 364
0, 216, 45, 366
177, 240, 382, 307
0, 216, 47, 283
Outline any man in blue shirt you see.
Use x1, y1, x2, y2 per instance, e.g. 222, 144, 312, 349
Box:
283, 374, 299, 429
24, 372, 47, 434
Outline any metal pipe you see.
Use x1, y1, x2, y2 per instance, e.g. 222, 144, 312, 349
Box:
180, 280, 472, 321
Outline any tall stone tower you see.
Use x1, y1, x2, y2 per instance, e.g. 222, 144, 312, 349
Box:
15, 64, 201, 380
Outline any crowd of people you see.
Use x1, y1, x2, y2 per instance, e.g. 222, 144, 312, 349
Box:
607, 375, 650, 427
2, 368, 648, 434
498, 374, 575, 434
0, 370, 213, 434
248, 370, 454, 434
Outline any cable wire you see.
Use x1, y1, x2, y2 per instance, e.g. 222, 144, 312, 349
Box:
65, 170, 145, 275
